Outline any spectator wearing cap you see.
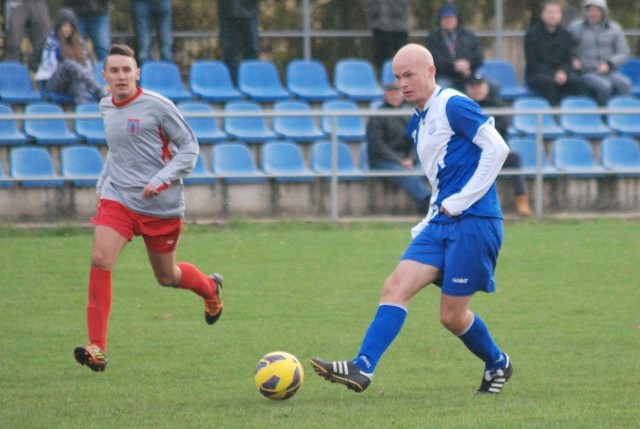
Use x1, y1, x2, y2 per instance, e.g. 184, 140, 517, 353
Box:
366, 81, 432, 215
525, 0, 583, 106
569, 0, 631, 105
425, 2, 484, 91
465, 73, 533, 216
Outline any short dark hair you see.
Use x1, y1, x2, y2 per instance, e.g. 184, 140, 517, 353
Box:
108, 43, 135, 58
104, 44, 137, 70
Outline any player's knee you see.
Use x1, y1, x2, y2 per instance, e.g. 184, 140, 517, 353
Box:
439, 311, 467, 334
155, 273, 176, 287
90, 251, 114, 271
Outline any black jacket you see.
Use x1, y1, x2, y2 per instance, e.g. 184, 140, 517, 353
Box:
366, 102, 416, 166
425, 26, 484, 89
524, 20, 577, 83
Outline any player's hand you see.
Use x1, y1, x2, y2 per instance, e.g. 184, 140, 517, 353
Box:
142, 183, 159, 198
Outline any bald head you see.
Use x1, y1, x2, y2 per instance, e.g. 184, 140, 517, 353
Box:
393, 43, 434, 69
392, 44, 437, 109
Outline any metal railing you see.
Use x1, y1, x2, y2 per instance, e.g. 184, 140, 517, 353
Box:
2, 105, 640, 219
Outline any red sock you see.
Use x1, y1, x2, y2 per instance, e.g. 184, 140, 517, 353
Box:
87, 268, 112, 352
176, 262, 215, 299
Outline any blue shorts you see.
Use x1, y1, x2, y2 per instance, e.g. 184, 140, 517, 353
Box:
401, 216, 503, 296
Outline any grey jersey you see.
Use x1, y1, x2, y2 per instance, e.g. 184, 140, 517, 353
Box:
97, 88, 199, 218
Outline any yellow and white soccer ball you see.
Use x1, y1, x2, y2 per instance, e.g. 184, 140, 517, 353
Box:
254, 351, 304, 400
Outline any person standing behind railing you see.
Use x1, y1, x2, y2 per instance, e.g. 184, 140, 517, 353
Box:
63, 0, 111, 61
217, 0, 260, 83
364, 0, 412, 72
4, 0, 51, 71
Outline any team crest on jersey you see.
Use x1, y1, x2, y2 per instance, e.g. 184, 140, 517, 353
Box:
127, 119, 140, 134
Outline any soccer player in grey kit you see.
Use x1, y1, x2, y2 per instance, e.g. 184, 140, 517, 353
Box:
74, 44, 224, 372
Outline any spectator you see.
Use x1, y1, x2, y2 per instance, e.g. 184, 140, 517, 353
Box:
465, 73, 533, 216
34, 8, 105, 105
569, 0, 631, 105
525, 0, 583, 106
63, 0, 111, 61
4, 0, 51, 71
131, 0, 174, 63
425, 2, 484, 91
366, 81, 431, 215
217, 0, 260, 82
364, 0, 412, 72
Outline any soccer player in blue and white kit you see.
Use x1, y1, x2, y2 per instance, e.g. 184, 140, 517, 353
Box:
74, 44, 224, 372
311, 44, 513, 394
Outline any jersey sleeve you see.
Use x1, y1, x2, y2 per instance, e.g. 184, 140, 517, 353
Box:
149, 103, 199, 191
442, 96, 509, 216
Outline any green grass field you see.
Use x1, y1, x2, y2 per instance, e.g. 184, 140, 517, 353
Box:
1, 218, 639, 429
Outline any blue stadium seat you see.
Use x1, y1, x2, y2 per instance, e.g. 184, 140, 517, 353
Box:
177, 101, 226, 143
273, 101, 324, 142
359, 142, 370, 171
0, 61, 41, 104
310, 140, 364, 181
511, 97, 565, 139
237, 60, 290, 103
559, 96, 611, 139
211, 142, 266, 183
551, 137, 606, 176
507, 138, 557, 177
183, 152, 216, 185
0, 103, 28, 146
321, 100, 366, 141
381, 59, 395, 87
24, 102, 78, 145
223, 101, 277, 143
479, 59, 530, 101
606, 96, 640, 137
0, 163, 13, 188
39, 84, 74, 105
75, 103, 107, 145
261, 141, 315, 182
60, 145, 104, 187
189, 60, 242, 102
10, 147, 64, 187
140, 61, 192, 102
620, 58, 640, 97
334, 58, 383, 102
286, 59, 339, 102
600, 136, 640, 176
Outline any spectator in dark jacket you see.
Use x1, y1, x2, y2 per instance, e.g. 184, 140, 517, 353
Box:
525, 0, 583, 105
63, 0, 111, 61
4, 0, 51, 70
218, 0, 260, 82
367, 81, 431, 215
425, 3, 484, 91
364, 0, 412, 71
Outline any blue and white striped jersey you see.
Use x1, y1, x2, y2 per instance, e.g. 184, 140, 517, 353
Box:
407, 86, 509, 228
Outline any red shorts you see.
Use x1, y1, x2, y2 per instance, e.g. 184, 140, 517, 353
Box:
91, 199, 182, 253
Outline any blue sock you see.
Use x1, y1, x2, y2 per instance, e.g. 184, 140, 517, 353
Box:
353, 304, 407, 374
458, 314, 505, 371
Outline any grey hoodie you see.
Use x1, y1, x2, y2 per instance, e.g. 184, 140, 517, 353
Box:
569, 0, 630, 71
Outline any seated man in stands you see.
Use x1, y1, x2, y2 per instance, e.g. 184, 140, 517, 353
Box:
465, 73, 533, 216
366, 82, 431, 215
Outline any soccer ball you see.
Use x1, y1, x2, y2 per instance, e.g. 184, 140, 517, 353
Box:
254, 351, 304, 400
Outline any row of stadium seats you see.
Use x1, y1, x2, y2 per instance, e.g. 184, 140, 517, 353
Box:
3, 57, 640, 106
3, 94, 640, 147
2, 136, 640, 188
0, 99, 367, 146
